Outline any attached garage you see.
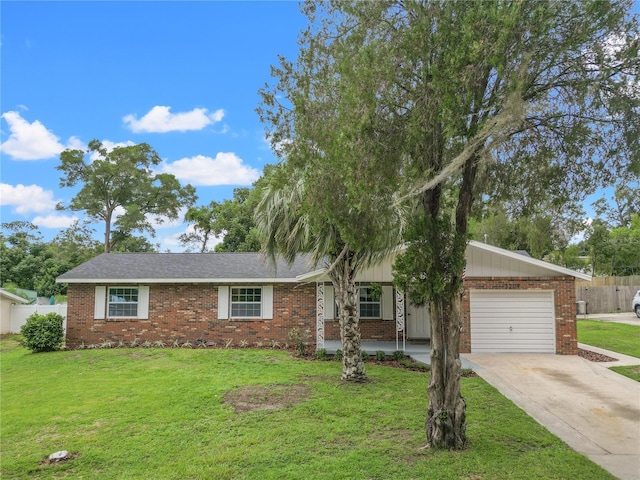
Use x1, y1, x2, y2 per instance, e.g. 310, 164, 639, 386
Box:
469, 290, 555, 353
461, 241, 591, 355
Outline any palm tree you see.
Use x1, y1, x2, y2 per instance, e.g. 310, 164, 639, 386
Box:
255, 170, 403, 382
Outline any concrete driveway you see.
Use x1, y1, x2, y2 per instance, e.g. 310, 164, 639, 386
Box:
462, 350, 640, 480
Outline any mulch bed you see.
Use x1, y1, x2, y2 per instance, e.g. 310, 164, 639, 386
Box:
578, 348, 618, 362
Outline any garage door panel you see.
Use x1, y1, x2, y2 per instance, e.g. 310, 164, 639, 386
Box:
470, 290, 555, 353
471, 314, 552, 322
471, 343, 554, 353
472, 333, 555, 340
472, 328, 554, 336
471, 307, 553, 315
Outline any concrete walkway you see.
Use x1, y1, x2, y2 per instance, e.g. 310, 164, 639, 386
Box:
462, 350, 640, 480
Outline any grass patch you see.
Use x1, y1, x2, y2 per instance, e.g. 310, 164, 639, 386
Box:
577, 321, 640, 383
577, 320, 640, 358
1, 337, 614, 479
610, 365, 640, 382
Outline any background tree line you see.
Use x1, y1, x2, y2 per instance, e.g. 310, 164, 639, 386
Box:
3, 171, 638, 296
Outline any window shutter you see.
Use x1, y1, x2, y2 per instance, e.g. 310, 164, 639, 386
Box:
138, 286, 149, 319
382, 286, 394, 320
262, 285, 273, 319
94, 286, 106, 319
218, 286, 229, 319
324, 285, 335, 320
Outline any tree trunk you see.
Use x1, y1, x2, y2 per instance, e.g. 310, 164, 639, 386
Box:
104, 210, 112, 253
425, 293, 467, 449
330, 254, 367, 382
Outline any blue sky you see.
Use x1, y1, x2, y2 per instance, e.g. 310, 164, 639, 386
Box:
1, 2, 636, 251
1, 1, 307, 250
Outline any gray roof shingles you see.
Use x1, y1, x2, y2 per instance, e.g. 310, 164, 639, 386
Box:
56, 253, 318, 282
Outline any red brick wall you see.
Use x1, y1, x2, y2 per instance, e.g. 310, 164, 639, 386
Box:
324, 318, 397, 341
461, 276, 577, 355
65, 283, 316, 348
66, 277, 578, 354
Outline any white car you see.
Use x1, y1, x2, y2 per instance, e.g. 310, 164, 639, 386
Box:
633, 290, 640, 318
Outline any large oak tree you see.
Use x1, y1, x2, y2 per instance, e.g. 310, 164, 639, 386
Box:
260, 0, 639, 448
57, 140, 196, 252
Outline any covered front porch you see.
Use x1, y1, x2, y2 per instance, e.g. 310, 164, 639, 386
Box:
323, 340, 476, 369
324, 339, 432, 364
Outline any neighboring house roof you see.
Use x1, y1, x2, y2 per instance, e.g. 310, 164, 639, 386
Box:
56, 252, 318, 284
0, 288, 29, 303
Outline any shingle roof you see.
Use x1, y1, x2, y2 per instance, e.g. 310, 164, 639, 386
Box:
56, 253, 318, 283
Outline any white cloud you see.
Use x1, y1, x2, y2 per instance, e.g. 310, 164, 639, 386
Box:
32, 214, 78, 229
159, 224, 224, 253
0, 111, 82, 160
123, 106, 225, 133
0, 183, 58, 214
161, 153, 260, 186
147, 207, 188, 230
88, 140, 135, 161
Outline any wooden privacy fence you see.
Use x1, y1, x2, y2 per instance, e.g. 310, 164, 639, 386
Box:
575, 276, 640, 314
9, 304, 67, 334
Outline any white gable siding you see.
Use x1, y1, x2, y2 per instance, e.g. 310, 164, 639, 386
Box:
355, 259, 395, 283
465, 247, 561, 278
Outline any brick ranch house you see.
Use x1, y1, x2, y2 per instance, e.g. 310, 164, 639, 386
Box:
56, 240, 590, 354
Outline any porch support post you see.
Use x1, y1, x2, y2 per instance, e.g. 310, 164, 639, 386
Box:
316, 282, 325, 350
395, 288, 406, 351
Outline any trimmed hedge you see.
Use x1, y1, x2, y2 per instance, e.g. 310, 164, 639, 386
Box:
20, 312, 64, 353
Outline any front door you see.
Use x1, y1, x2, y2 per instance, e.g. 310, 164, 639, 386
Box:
407, 302, 431, 339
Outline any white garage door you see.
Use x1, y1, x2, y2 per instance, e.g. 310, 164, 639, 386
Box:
470, 290, 555, 353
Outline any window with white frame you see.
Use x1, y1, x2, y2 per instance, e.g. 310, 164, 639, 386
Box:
108, 287, 139, 317
231, 287, 262, 318
359, 287, 381, 318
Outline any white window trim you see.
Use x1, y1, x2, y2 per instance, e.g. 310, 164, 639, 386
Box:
359, 286, 382, 319
230, 286, 263, 319
104, 285, 149, 320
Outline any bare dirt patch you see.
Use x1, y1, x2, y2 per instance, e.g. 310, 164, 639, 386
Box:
64, 354, 84, 360
126, 352, 168, 359
223, 384, 311, 413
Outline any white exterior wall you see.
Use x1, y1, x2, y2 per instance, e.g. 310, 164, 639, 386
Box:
9, 304, 68, 334
354, 257, 396, 283
0, 298, 12, 334
465, 246, 562, 278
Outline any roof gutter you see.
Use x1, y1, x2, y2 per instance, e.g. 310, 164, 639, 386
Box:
57, 277, 301, 284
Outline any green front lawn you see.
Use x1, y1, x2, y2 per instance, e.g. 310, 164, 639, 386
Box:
1, 337, 613, 479
577, 320, 640, 358
577, 320, 640, 382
